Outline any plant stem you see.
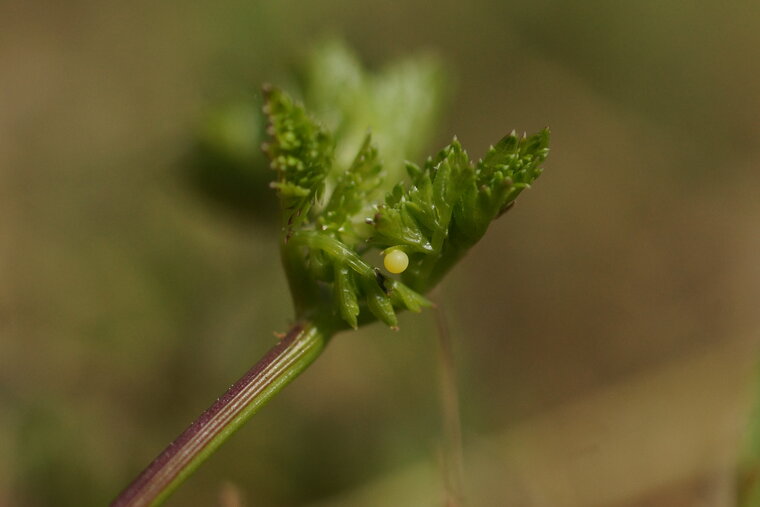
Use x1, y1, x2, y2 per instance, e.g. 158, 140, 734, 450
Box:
112, 321, 330, 507
433, 304, 465, 506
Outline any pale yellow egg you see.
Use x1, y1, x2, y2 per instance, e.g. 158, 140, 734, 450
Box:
383, 249, 409, 274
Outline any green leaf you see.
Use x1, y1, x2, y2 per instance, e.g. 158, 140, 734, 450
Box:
387, 279, 432, 313
334, 265, 359, 329
319, 133, 383, 245
369, 131, 549, 293
262, 46, 548, 330
360, 274, 398, 328
371, 205, 434, 254
305, 40, 446, 182
453, 129, 549, 246
262, 86, 334, 229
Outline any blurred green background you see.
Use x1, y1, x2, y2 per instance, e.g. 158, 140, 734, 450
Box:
2, 1, 760, 506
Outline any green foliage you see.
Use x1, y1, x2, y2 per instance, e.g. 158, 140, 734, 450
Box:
304, 40, 446, 179
319, 134, 383, 246
263, 86, 334, 230
370, 131, 549, 292
190, 40, 444, 225
114, 42, 551, 505
263, 85, 549, 330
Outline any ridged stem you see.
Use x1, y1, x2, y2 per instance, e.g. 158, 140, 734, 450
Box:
112, 321, 329, 507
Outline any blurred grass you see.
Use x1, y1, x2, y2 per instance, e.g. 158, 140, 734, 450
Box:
2, 1, 760, 506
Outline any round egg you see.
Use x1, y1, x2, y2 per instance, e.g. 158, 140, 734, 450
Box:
383, 249, 409, 274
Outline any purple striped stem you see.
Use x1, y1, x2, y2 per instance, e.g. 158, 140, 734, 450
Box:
112, 321, 329, 506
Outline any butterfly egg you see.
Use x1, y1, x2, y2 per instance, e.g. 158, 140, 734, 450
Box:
383, 248, 409, 274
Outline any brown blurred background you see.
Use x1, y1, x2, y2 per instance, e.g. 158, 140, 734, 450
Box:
2, 1, 760, 506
